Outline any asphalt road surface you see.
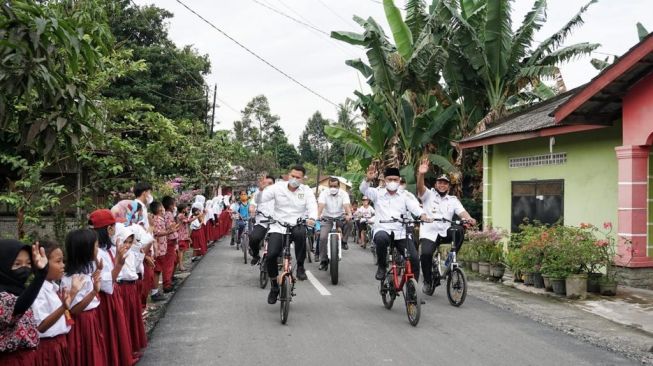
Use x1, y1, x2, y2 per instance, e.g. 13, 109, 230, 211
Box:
140, 238, 638, 366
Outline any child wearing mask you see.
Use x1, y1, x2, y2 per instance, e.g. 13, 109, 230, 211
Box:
0, 240, 48, 365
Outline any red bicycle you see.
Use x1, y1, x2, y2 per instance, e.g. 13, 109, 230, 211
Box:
378, 216, 422, 326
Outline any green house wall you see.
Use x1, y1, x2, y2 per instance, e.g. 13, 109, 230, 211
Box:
484, 122, 623, 235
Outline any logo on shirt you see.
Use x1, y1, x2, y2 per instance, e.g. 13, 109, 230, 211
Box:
298, 193, 304, 199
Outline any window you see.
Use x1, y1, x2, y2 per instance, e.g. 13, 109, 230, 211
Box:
511, 180, 564, 232
509, 153, 567, 168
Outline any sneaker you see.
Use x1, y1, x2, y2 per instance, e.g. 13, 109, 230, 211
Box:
319, 261, 328, 271
375, 266, 386, 281
342, 242, 349, 250
250, 256, 260, 266
150, 292, 167, 302
297, 266, 307, 281
268, 285, 280, 304
422, 282, 433, 295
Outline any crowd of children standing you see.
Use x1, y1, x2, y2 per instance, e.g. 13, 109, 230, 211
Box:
0, 182, 233, 365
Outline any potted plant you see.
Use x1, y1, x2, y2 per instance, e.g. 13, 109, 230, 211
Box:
505, 249, 524, 283
477, 243, 492, 276
540, 239, 575, 296
488, 243, 505, 281
467, 228, 506, 277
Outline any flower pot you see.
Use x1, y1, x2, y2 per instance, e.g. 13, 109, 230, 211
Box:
587, 273, 602, 293
513, 270, 523, 283
532, 272, 545, 289
565, 274, 588, 299
478, 262, 491, 276
490, 263, 505, 280
599, 280, 617, 296
523, 272, 534, 286
542, 275, 553, 292
550, 278, 566, 296
471, 262, 479, 272
465, 261, 472, 270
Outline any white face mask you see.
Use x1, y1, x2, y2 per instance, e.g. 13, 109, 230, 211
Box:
386, 181, 399, 192
329, 187, 338, 195
288, 178, 301, 188
146, 193, 154, 204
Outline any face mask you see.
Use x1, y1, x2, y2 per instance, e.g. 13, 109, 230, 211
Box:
329, 187, 338, 195
288, 178, 301, 188
11, 266, 31, 285
146, 193, 154, 205
386, 181, 399, 192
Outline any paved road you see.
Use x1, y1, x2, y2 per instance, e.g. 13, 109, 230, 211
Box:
140, 238, 638, 366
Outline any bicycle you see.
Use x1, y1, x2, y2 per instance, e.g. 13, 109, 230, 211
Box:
377, 216, 424, 327
257, 213, 275, 289
276, 218, 308, 325
425, 218, 469, 306
320, 216, 345, 285
240, 218, 252, 264
305, 226, 314, 264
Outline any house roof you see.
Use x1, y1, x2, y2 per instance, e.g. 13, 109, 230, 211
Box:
554, 32, 653, 124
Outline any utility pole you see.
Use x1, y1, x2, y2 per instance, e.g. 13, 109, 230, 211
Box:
210, 83, 217, 138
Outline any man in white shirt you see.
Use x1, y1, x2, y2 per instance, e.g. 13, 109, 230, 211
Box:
256, 165, 317, 304
317, 177, 352, 270
360, 165, 430, 281
416, 157, 476, 295
248, 175, 276, 265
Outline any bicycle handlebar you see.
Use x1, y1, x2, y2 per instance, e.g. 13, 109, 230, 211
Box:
378, 216, 427, 225
432, 217, 470, 226
319, 216, 345, 223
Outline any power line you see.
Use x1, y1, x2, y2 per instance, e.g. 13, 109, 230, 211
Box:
312, 0, 356, 28
173, 0, 338, 107
275, 0, 320, 28
252, 0, 328, 36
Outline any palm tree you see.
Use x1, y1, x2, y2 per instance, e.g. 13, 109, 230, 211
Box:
335, 98, 363, 132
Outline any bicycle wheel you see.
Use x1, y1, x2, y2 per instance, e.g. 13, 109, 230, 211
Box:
425, 256, 438, 296
329, 235, 339, 285
280, 275, 291, 324
404, 278, 421, 326
259, 257, 268, 289
446, 267, 467, 307
306, 234, 313, 263
241, 233, 249, 264
379, 276, 395, 310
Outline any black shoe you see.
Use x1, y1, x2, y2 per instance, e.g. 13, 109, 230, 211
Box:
422, 282, 433, 295
342, 242, 349, 250
230, 241, 235, 246
297, 266, 307, 281
268, 285, 280, 304
375, 267, 386, 281
250, 256, 260, 266
150, 292, 167, 302
319, 261, 328, 271
420, 299, 426, 305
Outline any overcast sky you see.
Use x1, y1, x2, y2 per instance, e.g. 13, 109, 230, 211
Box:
134, 0, 653, 145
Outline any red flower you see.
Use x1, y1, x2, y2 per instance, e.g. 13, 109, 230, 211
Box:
594, 239, 609, 247
603, 221, 612, 230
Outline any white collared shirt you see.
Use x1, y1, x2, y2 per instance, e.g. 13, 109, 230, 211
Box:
256, 181, 318, 234
359, 180, 424, 240
355, 206, 375, 222
138, 199, 150, 229
31, 280, 71, 338
97, 249, 115, 295
419, 188, 466, 241
252, 189, 275, 227
62, 271, 99, 311
130, 224, 153, 275
318, 189, 350, 218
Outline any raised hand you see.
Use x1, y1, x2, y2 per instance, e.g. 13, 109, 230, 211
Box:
366, 164, 377, 181
95, 258, 104, 272
70, 274, 85, 294
31, 242, 48, 270
91, 271, 101, 293
116, 242, 132, 266
418, 156, 429, 175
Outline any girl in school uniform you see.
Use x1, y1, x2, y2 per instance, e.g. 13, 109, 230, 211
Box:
190, 206, 205, 260
176, 203, 193, 271
150, 201, 170, 301
122, 224, 151, 355
161, 197, 179, 293
89, 209, 135, 366
61, 229, 107, 366
0, 240, 48, 365
32, 240, 83, 366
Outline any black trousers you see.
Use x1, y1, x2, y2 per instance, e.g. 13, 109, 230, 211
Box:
373, 231, 420, 282
420, 226, 465, 284
249, 224, 268, 258
266, 226, 307, 278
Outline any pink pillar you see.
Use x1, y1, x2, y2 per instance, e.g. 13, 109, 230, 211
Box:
615, 145, 653, 267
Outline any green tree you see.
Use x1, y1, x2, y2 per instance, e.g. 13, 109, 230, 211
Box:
233, 95, 281, 152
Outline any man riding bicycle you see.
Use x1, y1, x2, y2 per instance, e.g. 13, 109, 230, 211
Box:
255, 165, 317, 304
360, 165, 431, 281
248, 175, 276, 265
230, 190, 251, 246
416, 157, 476, 295
317, 177, 353, 271
354, 196, 375, 247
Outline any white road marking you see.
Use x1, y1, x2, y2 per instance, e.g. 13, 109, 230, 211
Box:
305, 270, 331, 296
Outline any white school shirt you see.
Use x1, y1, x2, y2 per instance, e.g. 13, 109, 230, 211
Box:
318, 189, 350, 218
31, 280, 71, 338
252, 190, 275, 227
131, 224, 153, 275
359, 180, 424, 240
97, 249, 115, 295
356, 206, 376, 221
190, 218, 202, 231
62, 271, 99, 311
256, 181, 318, 234
419, 189, 466, 241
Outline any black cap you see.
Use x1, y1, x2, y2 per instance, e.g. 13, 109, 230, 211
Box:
384, 167, 400, 178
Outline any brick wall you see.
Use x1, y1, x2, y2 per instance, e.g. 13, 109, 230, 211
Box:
0, 217, 82, 241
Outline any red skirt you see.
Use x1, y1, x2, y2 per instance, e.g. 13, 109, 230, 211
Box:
98, 292, 135, 366
0, 348, 37, 366
203, 222, 211, 243
66, 307, 107, 366
116, 282, 147, 353
178, 239, 190, 250
35, 334, 69, 366
191, 228, 206, 256
210, 217, 220, 240
140, 264, 155, 309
